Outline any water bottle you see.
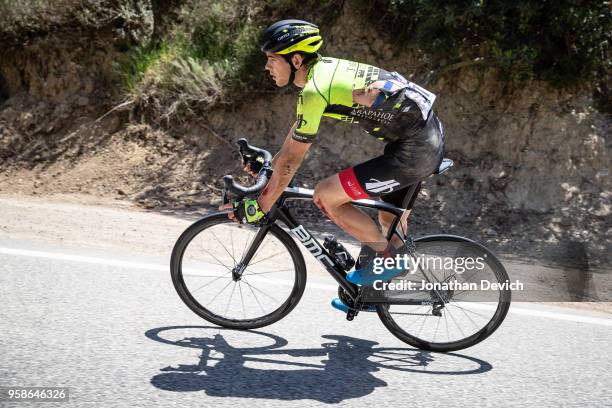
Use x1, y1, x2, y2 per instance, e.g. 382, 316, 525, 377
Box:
323, 235, 355, 271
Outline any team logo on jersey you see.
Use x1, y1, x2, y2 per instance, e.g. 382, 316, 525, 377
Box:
349, 108, 395, 125
365, 178, 400, 194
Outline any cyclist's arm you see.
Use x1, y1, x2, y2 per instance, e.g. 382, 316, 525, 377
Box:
258, 122, 310, 212
269, 121, 296, 169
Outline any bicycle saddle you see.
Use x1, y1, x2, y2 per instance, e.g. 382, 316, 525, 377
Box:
434, 158, 454, 175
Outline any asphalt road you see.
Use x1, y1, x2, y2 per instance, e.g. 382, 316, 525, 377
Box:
1, 237, 612, 408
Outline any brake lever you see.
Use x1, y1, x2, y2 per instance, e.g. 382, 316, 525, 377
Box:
222, 187, 230, 205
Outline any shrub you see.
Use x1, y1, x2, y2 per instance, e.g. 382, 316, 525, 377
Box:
370, 0, 610, 109
116, 0, 346, 123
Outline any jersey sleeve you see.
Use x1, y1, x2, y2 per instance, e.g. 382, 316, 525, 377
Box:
293, 88, 327, 143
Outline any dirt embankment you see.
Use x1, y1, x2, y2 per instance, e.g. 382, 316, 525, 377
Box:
0, 2, 610, 271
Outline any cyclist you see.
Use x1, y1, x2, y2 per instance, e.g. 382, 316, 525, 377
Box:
230, 20, 445, 307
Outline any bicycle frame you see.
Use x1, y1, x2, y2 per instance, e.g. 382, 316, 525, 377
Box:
236, 185, 421, 303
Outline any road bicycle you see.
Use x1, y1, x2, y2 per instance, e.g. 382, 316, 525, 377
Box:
171, 139, 511, 352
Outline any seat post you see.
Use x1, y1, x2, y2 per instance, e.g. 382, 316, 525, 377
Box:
386, 181, 422, 241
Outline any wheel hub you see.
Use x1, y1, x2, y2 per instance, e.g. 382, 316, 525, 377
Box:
232, 264, 247, 281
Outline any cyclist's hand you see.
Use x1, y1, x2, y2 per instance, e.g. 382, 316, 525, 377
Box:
219, 202, 239, 222
231, 198, 265, 224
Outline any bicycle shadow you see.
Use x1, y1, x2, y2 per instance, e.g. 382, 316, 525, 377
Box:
145, 326, 492, 404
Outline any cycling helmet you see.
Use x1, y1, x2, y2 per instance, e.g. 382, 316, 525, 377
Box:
260, 19, 322, 55
261, 20, 322, 87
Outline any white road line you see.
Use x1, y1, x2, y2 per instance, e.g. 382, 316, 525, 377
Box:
2, 246, 611, 327
0, 247, 168, 272
508, 305, 612, 326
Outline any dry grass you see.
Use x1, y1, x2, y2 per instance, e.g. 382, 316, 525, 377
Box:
127, 53, 226, 124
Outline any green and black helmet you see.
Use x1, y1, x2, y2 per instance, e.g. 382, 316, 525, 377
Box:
260, 19, 323, 55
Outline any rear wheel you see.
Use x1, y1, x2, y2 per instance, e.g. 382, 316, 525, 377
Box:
171, 213, 307, 329
375, 235, 511, 351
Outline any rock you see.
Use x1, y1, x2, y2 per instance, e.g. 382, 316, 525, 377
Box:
484, 228, 498, 237
76, 96, 89, 107
458, 69, 480, 93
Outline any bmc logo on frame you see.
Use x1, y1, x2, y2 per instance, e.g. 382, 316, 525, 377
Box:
365, 178, 400, 194
290, 225, 335, 268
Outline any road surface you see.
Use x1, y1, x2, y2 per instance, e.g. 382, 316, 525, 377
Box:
1, 195, 611, 407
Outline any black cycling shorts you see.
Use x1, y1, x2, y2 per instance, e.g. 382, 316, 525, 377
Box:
339, 112, 445, 207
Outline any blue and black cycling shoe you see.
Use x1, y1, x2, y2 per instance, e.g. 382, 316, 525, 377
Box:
346, 245, 410, 286
331, 298, 350, 313
330, 298, 376, 313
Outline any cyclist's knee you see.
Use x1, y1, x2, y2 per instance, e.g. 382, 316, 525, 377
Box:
314, 181, 336, 216
314, 176, 351, 208
314, 179, 335, 207
313, 194, 330, 217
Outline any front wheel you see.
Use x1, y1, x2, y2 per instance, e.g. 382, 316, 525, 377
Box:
375, 235, 511, 352
171, 213, 307, 329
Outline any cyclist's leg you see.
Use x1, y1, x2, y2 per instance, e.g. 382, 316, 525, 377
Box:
377, 112, 445, 245
314, 152, 423, 253
313, 176, 388, 252
378, 188, 412, 247
349, 113, 444, 261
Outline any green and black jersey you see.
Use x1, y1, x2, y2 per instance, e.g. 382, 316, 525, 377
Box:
293, 57, 437, 143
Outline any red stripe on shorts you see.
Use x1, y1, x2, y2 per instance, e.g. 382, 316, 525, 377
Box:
339, 167, 370, 200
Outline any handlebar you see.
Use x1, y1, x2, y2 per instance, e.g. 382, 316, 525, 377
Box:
236, 138, 273, 163
222, 138, 273, 202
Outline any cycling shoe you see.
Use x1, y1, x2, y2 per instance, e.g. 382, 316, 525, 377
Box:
331, 298, 350, 313
346, 245, 409, 286
330, 298, 376, 312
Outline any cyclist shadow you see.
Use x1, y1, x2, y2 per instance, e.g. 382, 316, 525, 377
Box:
146, 326, 492, 404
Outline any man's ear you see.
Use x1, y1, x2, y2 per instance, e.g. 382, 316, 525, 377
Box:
291, 53, 303, 70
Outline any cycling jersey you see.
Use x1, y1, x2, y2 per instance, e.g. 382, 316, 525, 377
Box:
292, 56, 444, 203
293, 57, 437, 143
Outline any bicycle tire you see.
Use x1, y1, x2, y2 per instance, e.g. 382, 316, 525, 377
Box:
171, 212, 307, 329
376, 235, 511, 352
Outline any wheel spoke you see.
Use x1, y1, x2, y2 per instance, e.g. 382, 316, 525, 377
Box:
249, 234, 271, 265
238, 281, 246, 319
248, 250, 287, 267
416, 312, 429, 338
211, 229, 236, 266
242, 277, 279, 303
229, 228, 236, 263
444, 310, 450, 342
458, 268, 483, 286
433, 314, 441, 343
191, 271, 231, 293
444, 306, 466, 338
205, 280, 233, 307
242, 228, 254, 258
198, 244, 233, 272
450, 303, 481, 331
397, 306, 429, 331
224, 283, 237, 317
243, 268, 295, 276
244, 277, 267, 315
184, 273, 229, 278
448, 302, 491, 321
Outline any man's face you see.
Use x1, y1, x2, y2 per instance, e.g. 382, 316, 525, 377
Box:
265, 52, 291, 87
